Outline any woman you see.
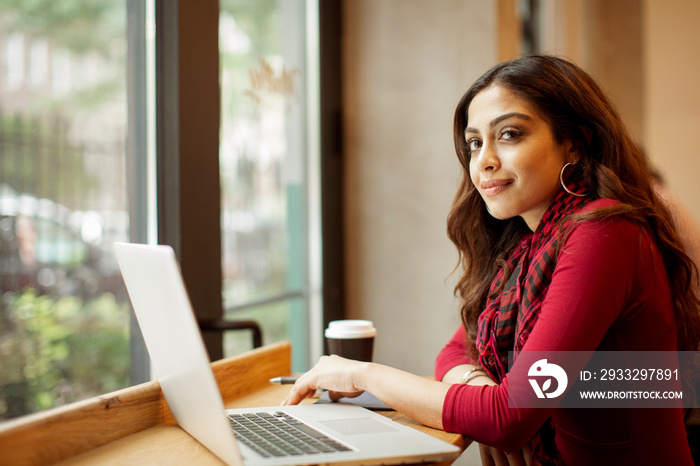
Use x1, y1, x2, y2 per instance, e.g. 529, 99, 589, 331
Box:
283, 55, 700, 465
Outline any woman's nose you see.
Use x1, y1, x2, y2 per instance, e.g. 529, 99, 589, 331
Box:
474, 144, 500, 172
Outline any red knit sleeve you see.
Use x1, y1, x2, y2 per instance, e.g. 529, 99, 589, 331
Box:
440, 208, 670, 452
434, 325, 477, 380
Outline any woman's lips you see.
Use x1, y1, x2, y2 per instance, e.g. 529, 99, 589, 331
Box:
481, 179, 513, 196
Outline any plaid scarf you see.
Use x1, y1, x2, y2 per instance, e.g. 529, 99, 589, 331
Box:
475, 183, 592, 465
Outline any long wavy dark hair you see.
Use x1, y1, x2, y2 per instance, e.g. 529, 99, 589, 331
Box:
447, 55, 700, 359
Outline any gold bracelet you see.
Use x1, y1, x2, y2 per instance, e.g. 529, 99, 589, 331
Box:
460, 368, 488, 384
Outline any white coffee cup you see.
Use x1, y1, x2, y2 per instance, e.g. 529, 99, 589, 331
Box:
324, 320, 376, 361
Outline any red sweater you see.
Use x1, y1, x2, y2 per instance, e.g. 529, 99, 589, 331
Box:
435, 208, 693, 465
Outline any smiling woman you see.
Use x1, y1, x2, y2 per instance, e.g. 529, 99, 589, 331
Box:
463, 86, 573, 230
443, 54, 699, 466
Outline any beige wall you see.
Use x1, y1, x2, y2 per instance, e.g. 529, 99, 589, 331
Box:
343, 0, 497, 374
539, 0, 644, 139
644, 0, 700, 225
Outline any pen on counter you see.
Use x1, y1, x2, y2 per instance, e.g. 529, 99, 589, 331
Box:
269, 376, 300, 385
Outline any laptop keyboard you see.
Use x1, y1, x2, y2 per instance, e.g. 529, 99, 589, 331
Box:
228, 411, 353, 458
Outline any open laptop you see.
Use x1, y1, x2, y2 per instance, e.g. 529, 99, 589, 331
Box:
114, 242, 461, 466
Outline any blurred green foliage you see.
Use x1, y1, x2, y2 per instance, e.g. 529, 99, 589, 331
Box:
0, 290, 130, 419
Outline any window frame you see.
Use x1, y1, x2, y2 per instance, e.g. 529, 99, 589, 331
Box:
150, 0, 345, 364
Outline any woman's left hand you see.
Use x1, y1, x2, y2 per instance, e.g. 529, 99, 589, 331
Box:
282, 355, 369, 406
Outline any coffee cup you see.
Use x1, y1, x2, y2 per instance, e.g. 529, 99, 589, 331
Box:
324, 320, 376, 362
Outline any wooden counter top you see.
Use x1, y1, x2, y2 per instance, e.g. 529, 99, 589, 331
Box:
0, 342, 464, 465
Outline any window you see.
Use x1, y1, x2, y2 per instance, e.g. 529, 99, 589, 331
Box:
0, 1, 153, 419
0, 0, 329, 420
219, 0, 321, 371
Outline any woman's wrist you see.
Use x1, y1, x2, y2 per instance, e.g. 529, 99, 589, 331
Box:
460, 367, 488, 384
465, 374, 496, 386
355, 360, 375, 392
442, 364, 480, 383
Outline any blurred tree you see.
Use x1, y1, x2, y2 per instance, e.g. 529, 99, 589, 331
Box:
0, 0, 123, 56
0, 114, 96, 208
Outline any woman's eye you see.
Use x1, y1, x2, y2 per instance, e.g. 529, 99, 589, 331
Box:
467, 138, 482, 152
500, 128, 524, 141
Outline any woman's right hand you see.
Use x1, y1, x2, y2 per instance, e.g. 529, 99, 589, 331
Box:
282, 355, 368, 406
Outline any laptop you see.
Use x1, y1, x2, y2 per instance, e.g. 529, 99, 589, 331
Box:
114, 242, 461, 466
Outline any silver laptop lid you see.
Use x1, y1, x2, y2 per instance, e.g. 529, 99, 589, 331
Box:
114, 242, 242, 465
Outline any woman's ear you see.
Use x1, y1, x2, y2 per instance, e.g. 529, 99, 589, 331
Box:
567, 125, 592, 165
566, 141, 581, 165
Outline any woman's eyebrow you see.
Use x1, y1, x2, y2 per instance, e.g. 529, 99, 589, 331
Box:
464, 112, 533, 135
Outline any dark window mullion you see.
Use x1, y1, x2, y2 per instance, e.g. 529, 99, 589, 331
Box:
319, 0, 346, 331
156, 0, 223, 360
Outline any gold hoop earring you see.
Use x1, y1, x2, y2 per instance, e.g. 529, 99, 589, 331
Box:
560, 163, 586, 197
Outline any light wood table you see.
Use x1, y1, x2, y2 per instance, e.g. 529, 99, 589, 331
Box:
0, 342, 465, 465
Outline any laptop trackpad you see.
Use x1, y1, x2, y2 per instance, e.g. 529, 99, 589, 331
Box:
320, 418, 399, 436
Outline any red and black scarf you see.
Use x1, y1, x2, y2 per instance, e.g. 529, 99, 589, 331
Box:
475, 183, 592, 465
